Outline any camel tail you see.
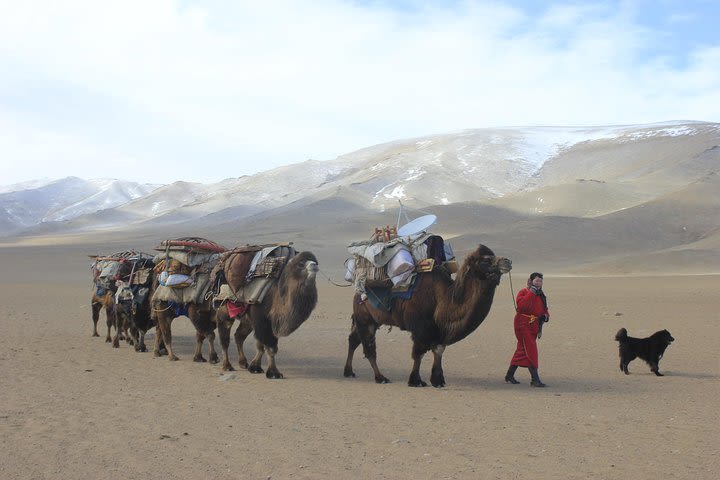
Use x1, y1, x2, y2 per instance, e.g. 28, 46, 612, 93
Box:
615, 328, 628, 342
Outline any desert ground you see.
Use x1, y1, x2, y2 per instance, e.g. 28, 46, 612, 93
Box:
1, 242, 718, 480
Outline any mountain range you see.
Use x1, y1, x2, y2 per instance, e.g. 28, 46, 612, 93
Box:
2, 121, 719, 275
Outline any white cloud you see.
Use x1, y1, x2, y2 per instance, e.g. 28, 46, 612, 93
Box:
0, 0, 718, 185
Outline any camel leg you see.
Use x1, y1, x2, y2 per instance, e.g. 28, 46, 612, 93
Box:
408, 341, 429, 387
189, 307, 218, 364
112, 312, 122, 348
234, 317, 253, 370
104, 301, 115, 343
91, 298, 101, 337
136, 329, 147, 352
356, 319, 389, 384
216, 307, 235, 371
430, 345, 446, 388
343, 323, 361, 378
112, 306, 128, 349
154, 305, 178, 361
193, 331, 208, 362
206, 330, 218, 364
248, 341, 265, 374
264, 344, 283, 379
152, 326, 166, 356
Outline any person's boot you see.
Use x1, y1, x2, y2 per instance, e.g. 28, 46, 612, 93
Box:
504, 365, 520, 384
529, 367, 546, 387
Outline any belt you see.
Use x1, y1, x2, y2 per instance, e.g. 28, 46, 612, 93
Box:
520, 313, 538, 323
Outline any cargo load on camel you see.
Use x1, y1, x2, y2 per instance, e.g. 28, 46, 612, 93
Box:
344, 214, 457, 303
151, 237, 227, 305
209, 242, 296, 308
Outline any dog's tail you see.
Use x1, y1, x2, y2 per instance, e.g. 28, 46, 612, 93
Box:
615, 327, 628, 342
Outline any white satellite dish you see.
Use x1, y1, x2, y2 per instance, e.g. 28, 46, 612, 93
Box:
397, 214, 437, 236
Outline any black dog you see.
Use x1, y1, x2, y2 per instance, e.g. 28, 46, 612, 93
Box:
615, 328, 674, 376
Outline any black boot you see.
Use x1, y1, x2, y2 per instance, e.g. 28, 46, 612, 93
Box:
504, 365, 520, 384
529, 367, 546, 387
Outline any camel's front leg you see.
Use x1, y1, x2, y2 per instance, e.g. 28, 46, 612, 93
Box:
408, 342, 429, 387
189, 307, 218, 364
216, 308, 235, 371
234, 316, 253, 370
358, 321, 389, 384
430, 345, 446, 388
248, 341, 265, 374
104, 299, 115, 343
154, 305, 178, 361
264, 344, 283, 379
135, 329, 147, 352
91, 297, 101, 337
112, 307, 128, 348
193, 331, 208, 362
206, 330, 218, 364
343, 323, 361, 378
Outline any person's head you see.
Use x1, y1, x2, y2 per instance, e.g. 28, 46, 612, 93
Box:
528, 272, 543, 289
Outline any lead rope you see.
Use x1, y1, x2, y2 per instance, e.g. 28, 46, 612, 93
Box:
508, 270, 517, 312
318, 268, 352, 287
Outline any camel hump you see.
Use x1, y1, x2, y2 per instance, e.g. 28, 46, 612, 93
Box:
615, 328, 628, 341
225, 250, 258, 291
221, 243, 296, 293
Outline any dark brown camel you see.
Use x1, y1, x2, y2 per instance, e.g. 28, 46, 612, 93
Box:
215, 251, 319, 378
90, 257, 133, 342
112, 255, 159, 352
343, 244, 511, 387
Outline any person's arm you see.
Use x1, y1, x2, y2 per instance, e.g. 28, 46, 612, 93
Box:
516, 288, 534, 313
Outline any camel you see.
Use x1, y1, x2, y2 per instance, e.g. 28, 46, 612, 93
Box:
215, 251, 319, 378
343, 244, 511, 387
152, 298, 218, 363
151, 238, 226, 363
112, 255, 158, 352
90, 255, 133, 342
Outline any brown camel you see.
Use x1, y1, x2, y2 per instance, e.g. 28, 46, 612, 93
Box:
215, 251, 319, 378
152, 300, 217, 362
149, 238, 226, 363
343, 244, 512, 387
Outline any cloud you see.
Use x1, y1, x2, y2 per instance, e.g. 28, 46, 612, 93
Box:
1, 0, 718, 185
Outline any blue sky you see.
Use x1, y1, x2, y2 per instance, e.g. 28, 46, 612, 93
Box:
1, 0, 718, 185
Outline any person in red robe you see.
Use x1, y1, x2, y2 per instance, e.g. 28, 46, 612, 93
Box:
505, 272, 549, 387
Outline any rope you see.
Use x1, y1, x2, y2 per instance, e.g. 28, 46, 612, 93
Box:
318, 269, 353, 287
508, 270, 517, 312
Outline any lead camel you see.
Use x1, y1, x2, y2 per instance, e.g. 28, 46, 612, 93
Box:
344, 244, 511, 387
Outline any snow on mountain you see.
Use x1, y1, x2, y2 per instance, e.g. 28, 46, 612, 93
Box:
42, 178, 161, 221
2, 121, 718, 236
0, 177, 161, 232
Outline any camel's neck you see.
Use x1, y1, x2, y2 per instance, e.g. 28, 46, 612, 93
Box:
268, 278, 318, 337
438, 275, 499, 345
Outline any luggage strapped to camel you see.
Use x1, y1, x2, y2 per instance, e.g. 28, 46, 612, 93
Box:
150, 237, 227, 305
209, 242, 296, 309
345, 226, 457, 300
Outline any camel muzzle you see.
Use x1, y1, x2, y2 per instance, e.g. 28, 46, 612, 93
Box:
498, 258, 512, 274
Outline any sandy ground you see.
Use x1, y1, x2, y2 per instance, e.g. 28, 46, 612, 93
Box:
1, 245, 719, 480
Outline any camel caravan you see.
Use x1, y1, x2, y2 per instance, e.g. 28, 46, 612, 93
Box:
89, 213, 512, 387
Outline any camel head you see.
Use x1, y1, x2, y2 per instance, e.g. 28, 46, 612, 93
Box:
463, 244, 512, 285
277, 251, 319, 297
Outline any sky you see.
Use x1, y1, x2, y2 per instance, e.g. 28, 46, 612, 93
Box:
1, 0, 719, 186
